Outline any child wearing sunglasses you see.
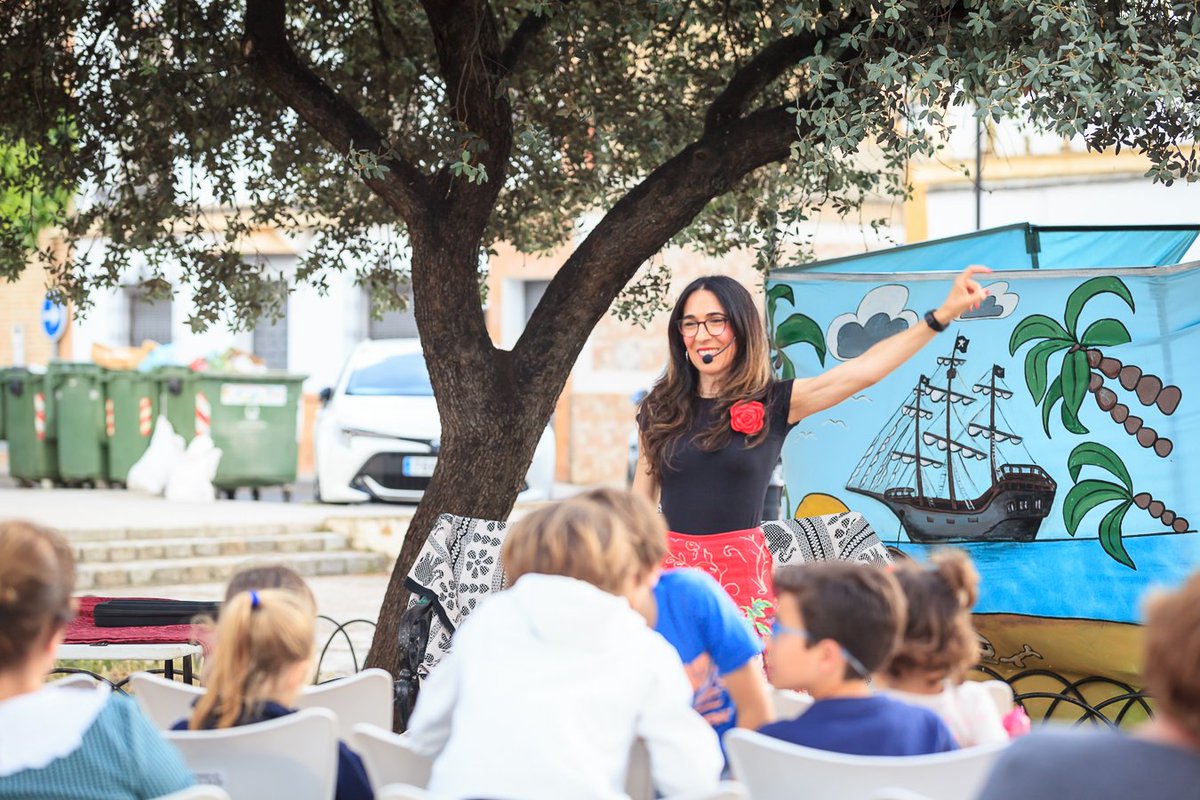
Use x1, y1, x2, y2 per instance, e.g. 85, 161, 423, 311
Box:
758, 561, 957, 756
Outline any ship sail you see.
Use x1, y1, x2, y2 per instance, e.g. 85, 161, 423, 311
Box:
922, 432, 987, 460
967, 422, 1023, 444
891, 451, 942, 467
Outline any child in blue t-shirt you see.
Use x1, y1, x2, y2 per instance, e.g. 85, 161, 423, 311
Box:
758, 561, 957, 756
591, 488, 774, 738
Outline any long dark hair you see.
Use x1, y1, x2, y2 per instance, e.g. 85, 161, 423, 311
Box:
639, 275, 774, 478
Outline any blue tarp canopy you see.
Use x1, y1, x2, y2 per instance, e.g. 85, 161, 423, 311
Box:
771, 223, 1200, 274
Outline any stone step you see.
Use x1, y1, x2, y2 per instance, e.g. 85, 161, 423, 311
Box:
77, 550, 389, 591
60, 521, 329, 543
73, 532, 349, 564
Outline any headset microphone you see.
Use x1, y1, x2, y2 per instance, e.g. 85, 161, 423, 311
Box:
700, 338, 735, 365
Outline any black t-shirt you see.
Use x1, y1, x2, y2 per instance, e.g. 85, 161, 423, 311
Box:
651, 380, 796, 535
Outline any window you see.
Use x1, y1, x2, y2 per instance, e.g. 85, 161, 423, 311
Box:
345, 352, 433, 396
368, 293, 418, 339
251, 283, 289, 370
125, 286, 173, 345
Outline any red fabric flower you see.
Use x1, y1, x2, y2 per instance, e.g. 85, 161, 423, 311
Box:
730, 400, 765, 435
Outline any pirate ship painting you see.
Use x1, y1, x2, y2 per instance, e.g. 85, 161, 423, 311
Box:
846, 334, 1057, 543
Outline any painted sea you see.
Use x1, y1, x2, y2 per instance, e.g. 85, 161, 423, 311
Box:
893, 531, 1200, 624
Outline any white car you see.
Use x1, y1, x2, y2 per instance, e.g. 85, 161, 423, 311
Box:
314, 339, 556, 504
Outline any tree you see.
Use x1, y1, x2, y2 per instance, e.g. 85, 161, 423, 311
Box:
4, 1, 1199, 677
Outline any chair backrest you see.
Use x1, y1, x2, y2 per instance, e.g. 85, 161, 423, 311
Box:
50, 673, 103, 689
725, 729, 1007, 800
979, 679, 1015, 717
770, 689, 814, 720
376, 785, 444, 800
165, 707, 339, 800
297, 668, 393, 740
153, 786, 234, 800
351, 723, 434, 791
130, 672, 204, 729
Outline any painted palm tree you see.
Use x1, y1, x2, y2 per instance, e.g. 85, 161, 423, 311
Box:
767, 284, 825, 379
1064, 442, 1188, 569
1008, 276, 1182, 457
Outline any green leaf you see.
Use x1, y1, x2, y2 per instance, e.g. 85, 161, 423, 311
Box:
1067, 442, 1133, 492
1064, 277, 1136, 340
1042, 376, 1063, 437
767, 284, 795, 319
1008, 314, 1072, 354
1063, 479, 1131, 536
1060, 395, 1090, 435
1061, 348, 1090, 422
778, 351, 796, 380
1079, 318, 1132, 348
1098, 500, 1136, 569
775, 313, 826, 367
1023, 339, 1072, 405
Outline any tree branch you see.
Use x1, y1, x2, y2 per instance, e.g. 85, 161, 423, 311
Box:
704, 32, 822, 134
499, 3, 561, 76
514, 104, 802, 398
420, 0, 512, 234
242, 0, 432, 222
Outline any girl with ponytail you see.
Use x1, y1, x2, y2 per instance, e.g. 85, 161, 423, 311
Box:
881, 549, 1021, 746
178, 589, 373, 800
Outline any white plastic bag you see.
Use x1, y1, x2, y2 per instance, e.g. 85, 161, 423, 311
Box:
164, 434, 223, 503
126, 415, 186, 495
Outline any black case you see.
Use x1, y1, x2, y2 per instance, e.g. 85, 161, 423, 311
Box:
93, 599, 222, 627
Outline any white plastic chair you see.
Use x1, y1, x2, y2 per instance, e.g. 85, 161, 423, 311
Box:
49, 673, 103, 689
770, 688, 814, 720
350, 723, 434, 792
979, 679, 1015, 716
165, 707, 338, 800
129, 672, 204, 729
376, 785, 443, 800
131, 669, 394, 738
154, 787, 233, 800
298, 668, 393, 740
724, 729, 1007, 800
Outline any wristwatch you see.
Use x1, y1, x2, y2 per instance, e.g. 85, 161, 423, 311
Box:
924, 309, 948, 333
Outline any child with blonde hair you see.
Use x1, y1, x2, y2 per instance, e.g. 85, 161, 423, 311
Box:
177, 589, 372, 800
406, 492, 722, 800
880, 549, 1010, 747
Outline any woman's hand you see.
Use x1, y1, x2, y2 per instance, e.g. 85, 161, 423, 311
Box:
935, 264, 992, 325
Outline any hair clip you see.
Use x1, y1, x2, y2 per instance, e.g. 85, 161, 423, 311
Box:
249, 590, 261, 610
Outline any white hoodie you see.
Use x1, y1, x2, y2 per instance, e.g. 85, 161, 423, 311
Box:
406, 573, 723, 800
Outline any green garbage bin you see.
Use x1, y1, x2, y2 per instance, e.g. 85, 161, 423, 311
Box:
195, 372, 307, 498
154, 366, 197, 444
47, 362, 109, 485
105, 370, 160, 484
4, 368, 60, 486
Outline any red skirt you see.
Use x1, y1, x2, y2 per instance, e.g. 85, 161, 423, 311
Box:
664, 527, 774, 637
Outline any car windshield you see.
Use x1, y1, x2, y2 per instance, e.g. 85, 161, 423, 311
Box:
344, 352, 434, 396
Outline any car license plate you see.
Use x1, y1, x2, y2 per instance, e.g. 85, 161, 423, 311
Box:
402, 456, 437, 478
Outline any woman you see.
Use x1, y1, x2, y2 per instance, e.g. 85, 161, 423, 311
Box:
179, 589, 373, 800
0, 520, 194, 799
632, 266, 989, 616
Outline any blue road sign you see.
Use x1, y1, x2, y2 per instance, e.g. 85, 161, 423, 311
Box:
41, 295, 67, 341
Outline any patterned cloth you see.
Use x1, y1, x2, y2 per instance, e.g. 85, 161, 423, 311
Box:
760, 512, 893, 568
663, 528, 776, 632
405, 514, 509, 678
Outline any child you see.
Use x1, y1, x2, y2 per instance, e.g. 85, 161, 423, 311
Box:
405, 494, 723, 800
224, 563, 316, 607
587, 487, 773, 738
0, 521, 194, 799
758, 561, 957, 756
880, 549, 1008, 747
177, 589, 372, 800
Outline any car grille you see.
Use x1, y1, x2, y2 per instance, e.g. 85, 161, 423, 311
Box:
355, 453, 433, 492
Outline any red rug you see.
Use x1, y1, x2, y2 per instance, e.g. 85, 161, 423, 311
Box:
664, 528, 775, 637
64, 596, 200, 645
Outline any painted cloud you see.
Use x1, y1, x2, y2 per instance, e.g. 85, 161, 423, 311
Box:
827, 284, 920, 361
959, 281, 1020, 320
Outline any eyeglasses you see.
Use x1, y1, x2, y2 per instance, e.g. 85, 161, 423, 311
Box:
770, 619, 873, 680
677, 315, 728, 338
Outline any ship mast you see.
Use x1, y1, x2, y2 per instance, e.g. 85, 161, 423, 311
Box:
989, 365, 997, 482
945, 343, 956, 505
915, 376, 926, 501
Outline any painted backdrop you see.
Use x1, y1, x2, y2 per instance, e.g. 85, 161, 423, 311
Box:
767, 225, 1199, 684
